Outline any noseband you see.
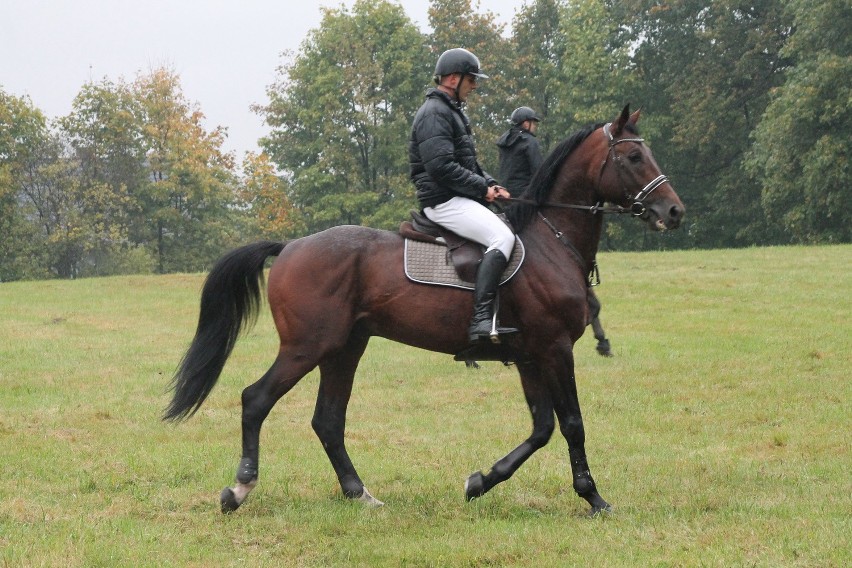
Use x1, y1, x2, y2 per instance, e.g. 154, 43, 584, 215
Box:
599, 122, 669, 217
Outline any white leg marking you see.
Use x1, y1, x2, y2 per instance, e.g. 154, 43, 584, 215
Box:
231, 480, 257, 504
357, 486, 385, 507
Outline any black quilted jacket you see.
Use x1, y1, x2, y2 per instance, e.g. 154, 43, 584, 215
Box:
409, 88, 496, 209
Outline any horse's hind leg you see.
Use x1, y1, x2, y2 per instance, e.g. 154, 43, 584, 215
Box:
465, 361, 555, 500
220, 352, 315, 513
311, 333, 383, 506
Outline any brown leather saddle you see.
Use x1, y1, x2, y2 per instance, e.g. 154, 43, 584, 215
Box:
399, 210, 487, 282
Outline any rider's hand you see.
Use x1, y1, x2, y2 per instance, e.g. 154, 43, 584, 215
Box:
486, 185, 511, 202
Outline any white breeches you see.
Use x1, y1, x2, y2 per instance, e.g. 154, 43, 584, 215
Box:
423, 197, 515, 260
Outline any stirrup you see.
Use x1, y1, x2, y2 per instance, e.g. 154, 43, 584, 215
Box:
469, 312, 518, 345
488, 327, 520, 344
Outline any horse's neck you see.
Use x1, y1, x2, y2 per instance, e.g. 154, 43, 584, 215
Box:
537, 207, 602, 265
524, 178, 604, 276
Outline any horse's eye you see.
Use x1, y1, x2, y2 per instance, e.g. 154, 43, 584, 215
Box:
628, 152, 642, 164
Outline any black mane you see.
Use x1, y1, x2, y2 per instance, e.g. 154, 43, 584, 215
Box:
505, 122, 638, 232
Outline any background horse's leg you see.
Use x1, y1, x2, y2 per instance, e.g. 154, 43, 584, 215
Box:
548, 350, 612, 515
590, 316, 612, 356
587, 290, 612, 356
220, 352, 315, 513
312, 333, 383, 505
465, 361, 555, 500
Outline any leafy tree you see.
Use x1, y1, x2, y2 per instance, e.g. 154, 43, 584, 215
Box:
57, 69, 240, 274
260, 0, 428, 233
5, 69, 248, 279
506, 0, 566, 152
133, 67, 240, 272
624, 0, 791, 249
237, 151, 302, 239
59, 78, 153, 274
747, 0, 851, 243
7, 126, 101, 279
23, 144, 88, 278
0, 89, 52, 280
557, 0, 639, 127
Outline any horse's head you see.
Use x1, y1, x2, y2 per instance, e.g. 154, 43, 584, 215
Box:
596, 105, 684, 231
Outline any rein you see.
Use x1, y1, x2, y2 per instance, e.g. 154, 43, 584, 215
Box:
499, 196, 631, 215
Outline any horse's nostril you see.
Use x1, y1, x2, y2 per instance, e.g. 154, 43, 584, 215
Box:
670, 205, 683, 221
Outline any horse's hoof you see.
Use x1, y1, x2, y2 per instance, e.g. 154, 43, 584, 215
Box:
588, 502, 613, 517
357, 486, 385, 507
220, 487, 241, 514
464, 471, 485, 501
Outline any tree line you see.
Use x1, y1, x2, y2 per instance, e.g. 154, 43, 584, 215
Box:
1, 0, 848, 281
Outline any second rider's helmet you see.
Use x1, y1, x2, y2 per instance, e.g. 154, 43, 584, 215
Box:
511, 106, 541, 125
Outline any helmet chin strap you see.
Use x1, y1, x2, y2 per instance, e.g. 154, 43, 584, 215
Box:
454, 73, 464, 103
436, 74, 466, 104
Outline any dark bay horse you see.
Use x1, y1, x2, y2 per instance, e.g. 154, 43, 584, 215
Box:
165, 105, 684, 515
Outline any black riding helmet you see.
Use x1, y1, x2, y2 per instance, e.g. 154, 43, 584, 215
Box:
433, 48, 489, 84
511, 106, 541, 125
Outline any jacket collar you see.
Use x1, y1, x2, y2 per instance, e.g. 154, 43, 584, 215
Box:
426, 87, 463, 111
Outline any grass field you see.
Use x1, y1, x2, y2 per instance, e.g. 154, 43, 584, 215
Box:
1, 244, 849, 567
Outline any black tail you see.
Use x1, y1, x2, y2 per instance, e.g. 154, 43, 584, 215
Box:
163, 240, 287, 421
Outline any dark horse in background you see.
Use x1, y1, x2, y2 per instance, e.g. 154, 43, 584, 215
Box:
164, 106, 684, 515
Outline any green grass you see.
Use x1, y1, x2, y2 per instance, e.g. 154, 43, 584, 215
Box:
1, 245, 849, 567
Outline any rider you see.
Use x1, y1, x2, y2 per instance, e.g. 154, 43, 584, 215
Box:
409, 48, 518, 344
496, 106, 543, 197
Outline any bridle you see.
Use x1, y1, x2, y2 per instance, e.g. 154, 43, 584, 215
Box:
597, 122, 669, 217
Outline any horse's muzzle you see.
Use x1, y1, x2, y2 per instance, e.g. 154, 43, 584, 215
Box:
646, 200, 685, 231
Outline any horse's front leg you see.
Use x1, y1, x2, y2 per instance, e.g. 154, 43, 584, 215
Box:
548, 346, 612, 515
465, 360, 555, 500
568, 444, 611, 515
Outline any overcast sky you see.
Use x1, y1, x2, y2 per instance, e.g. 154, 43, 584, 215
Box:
1, 0, 524, 159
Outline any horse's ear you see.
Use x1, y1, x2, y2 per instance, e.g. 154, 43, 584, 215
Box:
612, 104, 631, 135
629, 108, 641, 128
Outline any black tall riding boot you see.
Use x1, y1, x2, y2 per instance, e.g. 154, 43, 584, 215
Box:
468, 249, 519, 344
